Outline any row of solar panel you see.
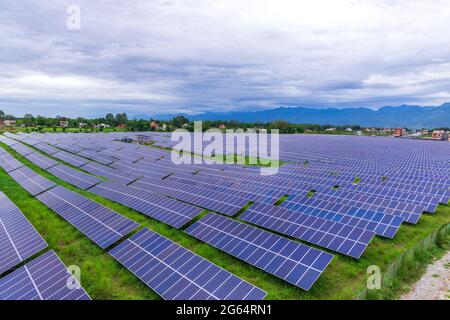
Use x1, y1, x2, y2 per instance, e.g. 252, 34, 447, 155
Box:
0, 192, 90, 300
16, 138, 382, 258
1, 148, 275, 299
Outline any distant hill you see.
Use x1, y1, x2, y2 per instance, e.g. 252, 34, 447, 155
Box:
149, 103, 450, 129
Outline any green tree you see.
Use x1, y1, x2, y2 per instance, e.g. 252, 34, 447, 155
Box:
106, 113, 115, 126
0, 110, 4, 120
23, 114, 35, 127
172, 115, 189, 128
36, 115, 46, 126
268, 120, 292, 133
115, 113, 128, 126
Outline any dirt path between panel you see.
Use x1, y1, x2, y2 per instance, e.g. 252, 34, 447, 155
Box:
400, 250, 450, 300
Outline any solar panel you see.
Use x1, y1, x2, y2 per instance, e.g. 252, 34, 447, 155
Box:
0, 153, 25, 173
89, 181, 203, 228
48, 163, 102, 190
33, 143, 60, 155
20, 137, 42, 146
0, 192, 48, 275
131, 177, 249, 216
0, 250, 91, 300
0, 137, 18, 146
278, 195, 404, 238
185, 214, 334, 290
52, 151, 90, 167
8, 166, 57, 196
55, 143, 84, 154
109, 227, 267, 300
24, 152, 59, 170
9, 143, 34, 156
240, 203, 375, 258
80, 162, 141, 184
78, 149, 117, 165
36, 186, 139, 249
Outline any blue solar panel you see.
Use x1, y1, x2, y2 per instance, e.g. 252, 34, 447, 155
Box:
0, 192, 48, 275
0, 137, 19, 146
110, 228, 267, 300
80, 162, 141, 184
24, 152, 59, 170
55, 143, 84, 154
278, 195, 404, 238
89, 181, 203, 228
131, 177, 249, 216
240, 203, 375, 258
33, 143, 60, 155
48, 163, 102, 190
0, 250, 90, 300
52, 151, 89, 167
36, 186, 139, 249
185, 214, 334, 290
8, 166, 57, 196
9, 143, 34, 156
78, 149, 117, 165
0, 152, 25, 173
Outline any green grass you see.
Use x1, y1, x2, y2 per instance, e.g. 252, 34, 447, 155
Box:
365, 232, 450, 300
0, 141, 449, 300
274, 195, 289, 206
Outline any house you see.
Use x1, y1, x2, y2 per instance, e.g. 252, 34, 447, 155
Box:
325, 128, 336, 132
78, 123, 87, 128
59, 120, 69, 128
117, 124, 126, 129
0, 119, 4, 128
345, 128, 353, 132
393, 128, 406, 137
364, 128, 378, 133
421, 130, 430, 136
4, 120, 16, 127
218, 124, 227, 130
431, 130, 449, 141
149, 121, 159, 130
93, 123, 110, 129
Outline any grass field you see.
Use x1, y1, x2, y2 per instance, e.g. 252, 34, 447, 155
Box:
0, 141, 449, 300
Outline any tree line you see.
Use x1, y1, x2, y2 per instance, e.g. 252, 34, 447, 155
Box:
1, 110, 363, 133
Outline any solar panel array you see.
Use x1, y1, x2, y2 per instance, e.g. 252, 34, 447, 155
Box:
8, 166, 57, 196
52, 151, 89, 167
80, 162, 141, 184
0, 250, 90, 300
36, 186, 139, 249
9, 143, 34, 156
131, 176, 249, 216
24, 152, 59, 170
110, 228, 267, 300
186, 214, 334, 290
34, 143, 60, 155
0, 151, 25, 172
48, 163, 102, 190
0, 192, 48, 275
3, 131, 449, 294
240, 203, 374, 258
89, 181, 203, 228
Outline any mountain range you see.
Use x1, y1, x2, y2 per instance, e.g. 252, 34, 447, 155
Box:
145, 103, 450, 129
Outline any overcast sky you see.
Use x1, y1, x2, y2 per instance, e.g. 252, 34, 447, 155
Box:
1, 0, 450, 118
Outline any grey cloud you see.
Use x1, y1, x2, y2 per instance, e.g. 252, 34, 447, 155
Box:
1, 0, 450, 117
